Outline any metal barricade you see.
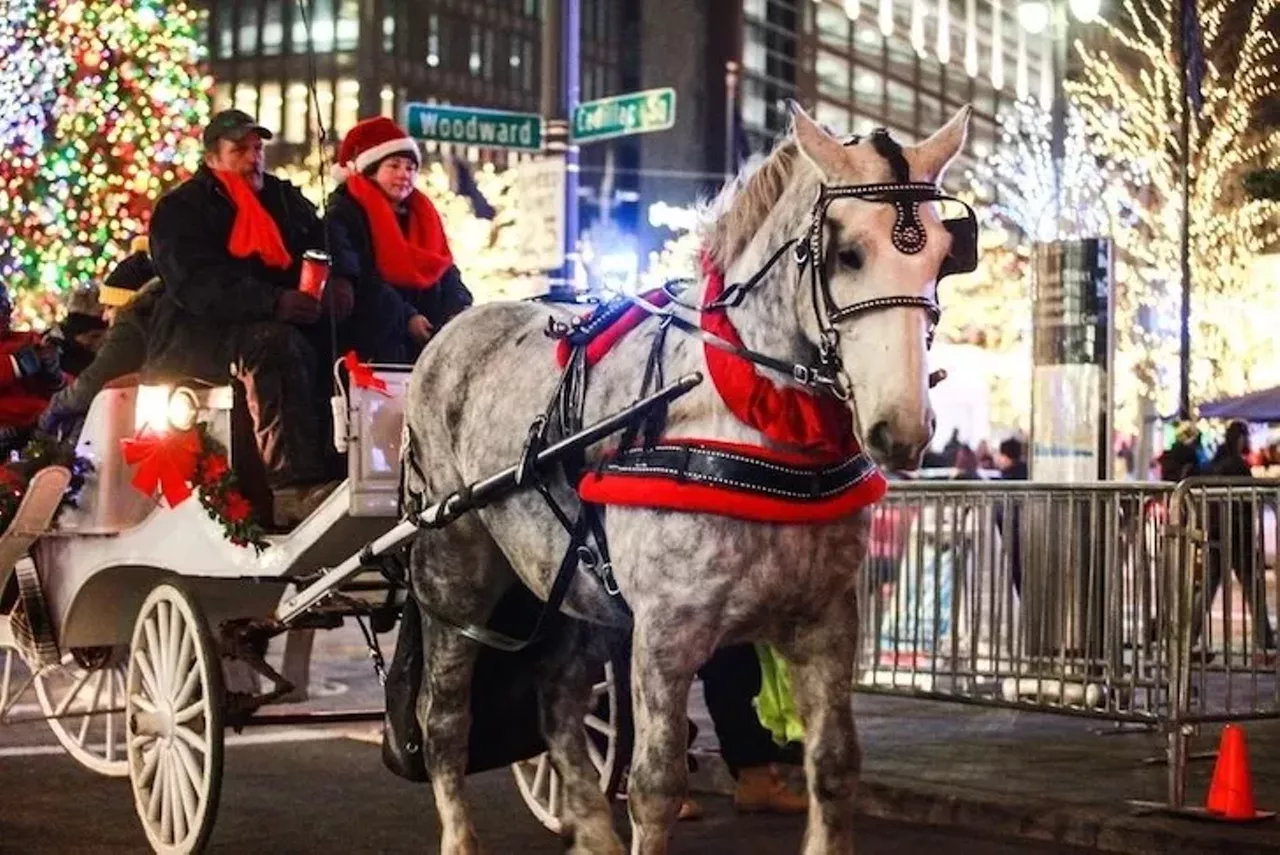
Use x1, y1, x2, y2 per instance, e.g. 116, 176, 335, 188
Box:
856, 478, 1280, 809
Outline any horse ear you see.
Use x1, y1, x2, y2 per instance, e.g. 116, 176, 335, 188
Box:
789, 100, 849, 179
909, 104, 972, 183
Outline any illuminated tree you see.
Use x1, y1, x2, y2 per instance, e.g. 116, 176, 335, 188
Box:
0, 0, 210, 329
1067, 0, 1280, 415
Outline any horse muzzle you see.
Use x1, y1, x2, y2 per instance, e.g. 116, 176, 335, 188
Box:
866, 411, 934, 472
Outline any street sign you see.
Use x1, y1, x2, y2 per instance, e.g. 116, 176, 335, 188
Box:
402, 103, 543, 152
513, 159, 567, 272
571, 87, 676, 143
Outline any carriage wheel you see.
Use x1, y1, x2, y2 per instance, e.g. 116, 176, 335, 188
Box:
0, 641, 28, 721
512, 657, 633, 833
126, 583, 225, 855
32, 646, 130, 776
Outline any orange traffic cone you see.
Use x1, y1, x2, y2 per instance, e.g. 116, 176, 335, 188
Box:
1206, 724, 1262, 820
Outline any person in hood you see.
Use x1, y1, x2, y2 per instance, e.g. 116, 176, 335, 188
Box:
324, 116, 473, 364
0, 284, 64, 452
37, 242, 163, 442
48, 288, 107, 376
147, 110, 351, 527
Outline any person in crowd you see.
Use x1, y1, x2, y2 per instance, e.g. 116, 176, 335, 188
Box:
951, 445, 982, 480
0, 283, 64, 452
147, 109, 353, 527
996, 437, 1028, 481
1193, 420, 1276, 652
36, 244, 163, 441
1159, 422, 1204, 482
48, 288, 107, 376
678, 645, 807, 820
325, 116, 473, 364
975, 439, 995, 471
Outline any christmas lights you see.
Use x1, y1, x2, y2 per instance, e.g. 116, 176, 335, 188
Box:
0, 0, 209, 330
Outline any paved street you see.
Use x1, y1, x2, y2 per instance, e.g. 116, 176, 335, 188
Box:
0, 627, 1089, 854
0, 729, 1089, 854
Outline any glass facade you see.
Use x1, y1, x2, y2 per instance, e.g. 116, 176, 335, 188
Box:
741, 0, 1048, 168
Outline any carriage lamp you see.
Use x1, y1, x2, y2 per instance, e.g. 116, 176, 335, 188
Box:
135, 385, 200, 433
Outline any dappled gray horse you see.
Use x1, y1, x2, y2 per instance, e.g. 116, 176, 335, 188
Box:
403, 103, 973, 854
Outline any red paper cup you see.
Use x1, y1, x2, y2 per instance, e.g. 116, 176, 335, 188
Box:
299, 250, 331, 300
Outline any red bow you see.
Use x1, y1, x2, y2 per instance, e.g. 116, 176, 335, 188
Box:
121, 429, 202, 507
343, 351, 389, 395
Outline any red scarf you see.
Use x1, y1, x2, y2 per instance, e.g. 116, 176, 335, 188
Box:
212, 170, 292, 270
345, 174, 453, 289
700, 255, 857, 460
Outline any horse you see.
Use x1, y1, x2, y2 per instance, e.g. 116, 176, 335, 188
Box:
402, 102, 974, 854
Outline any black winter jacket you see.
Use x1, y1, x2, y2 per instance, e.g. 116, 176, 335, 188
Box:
147, 166, 326, 380
324, 185, 473, 364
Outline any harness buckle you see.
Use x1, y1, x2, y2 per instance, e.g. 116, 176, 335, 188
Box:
792, 364, 813, 386
576, 545, 621, 597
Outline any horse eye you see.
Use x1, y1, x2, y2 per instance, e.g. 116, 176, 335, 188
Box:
837, 249, 863, 270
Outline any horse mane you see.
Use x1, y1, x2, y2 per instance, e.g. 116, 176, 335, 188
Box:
701, 139, 804, 271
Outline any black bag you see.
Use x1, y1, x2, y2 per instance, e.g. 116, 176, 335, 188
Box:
382, 586, 553, 782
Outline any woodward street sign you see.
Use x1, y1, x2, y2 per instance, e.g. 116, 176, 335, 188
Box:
572, 88, 676, 143
403, 102, 543, 152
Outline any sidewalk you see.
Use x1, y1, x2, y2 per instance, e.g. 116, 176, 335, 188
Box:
688, 688, 1280, 854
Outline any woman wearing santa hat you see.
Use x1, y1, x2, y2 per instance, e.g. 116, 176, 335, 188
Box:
325, 117, 473, 364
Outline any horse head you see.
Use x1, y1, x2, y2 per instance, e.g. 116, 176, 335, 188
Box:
706, 103, 974, 471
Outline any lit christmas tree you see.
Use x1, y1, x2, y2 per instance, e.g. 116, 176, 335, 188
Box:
0, 0, 210, 329
1067, 0, 1280, 415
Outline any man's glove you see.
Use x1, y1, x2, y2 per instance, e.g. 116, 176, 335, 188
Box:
276, 290, 322, 325
326, 277, 355, 322
9, 346, 41, 379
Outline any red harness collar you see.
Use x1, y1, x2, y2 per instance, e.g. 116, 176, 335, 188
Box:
551, 261, 886, 523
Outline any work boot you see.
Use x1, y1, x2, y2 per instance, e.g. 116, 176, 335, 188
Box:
733, 765, 808, 814
272, 480, 341, 528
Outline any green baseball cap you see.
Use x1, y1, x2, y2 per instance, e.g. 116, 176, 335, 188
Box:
203, 109, 274, 147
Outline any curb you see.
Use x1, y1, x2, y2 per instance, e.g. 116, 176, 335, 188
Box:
687, 751, 1280, 854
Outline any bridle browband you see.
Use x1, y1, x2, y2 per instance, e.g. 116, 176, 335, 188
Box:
629, 127, 979, 401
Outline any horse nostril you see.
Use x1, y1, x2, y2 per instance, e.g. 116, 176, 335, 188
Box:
868, 420, 892, 455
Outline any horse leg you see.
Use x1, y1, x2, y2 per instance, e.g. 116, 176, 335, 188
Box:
627, 611, 714, 855
411, 519, 511, 855
780, 603, 862, 855
535, 623, 626, 854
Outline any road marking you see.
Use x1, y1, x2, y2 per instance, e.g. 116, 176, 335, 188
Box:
0, 727, 361, 759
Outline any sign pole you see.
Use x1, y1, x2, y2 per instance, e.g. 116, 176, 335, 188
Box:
541, 0, 580, 301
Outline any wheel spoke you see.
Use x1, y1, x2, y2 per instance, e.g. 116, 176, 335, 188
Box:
166, 602, 185, 691
146, 746, 165, 821
169, 752, 188, 845
173, 698, 206, 726
532, 754, 549, 799
171, 665, 201, 713
586, 739, 605, 776
159, 751, 174, 845
584, 714, 615, 738
548, 767, 560, 816
175, 722, 209, 755
137, 741, 160, 789
135, 650, 162, 703
172, 626, 194, 701
104, 672, 117, 763
143, 616, 165, 696
591, 679, 609, 699
130, 693, 158, 715
52, 667, 94, 717
172, 737, 205, 800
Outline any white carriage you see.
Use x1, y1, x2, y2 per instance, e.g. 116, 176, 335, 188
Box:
0, 365, 650, 853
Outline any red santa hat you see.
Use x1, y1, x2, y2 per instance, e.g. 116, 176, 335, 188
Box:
332, 117, 421, 183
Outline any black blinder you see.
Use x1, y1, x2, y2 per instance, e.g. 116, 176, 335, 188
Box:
939, 209, 979, 280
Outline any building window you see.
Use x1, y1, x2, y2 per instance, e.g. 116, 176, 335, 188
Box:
427, 14, 440, 67
284, 82, 309, 144
236, 0, 259, 54
853, 68, 885, 116
853, 19, 882, 53
315, 79, 335, 133
523, 39, 535, 91
815, 2, 850, 49
213, 83, 233, 112
261, 0, 283, 56
469, 28, 482, 76
259, 81, 284, 135
216, 7, 233, 58
336, 0, 359, 51
308, 0, 335, 52
886, 77, 914, 130
336, 78, 360, 135
483, 30, 495, 81
524, 0, 540, 17
383, 14, 395, 53
815, 50, 850, 100
233, 83, 258, 117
